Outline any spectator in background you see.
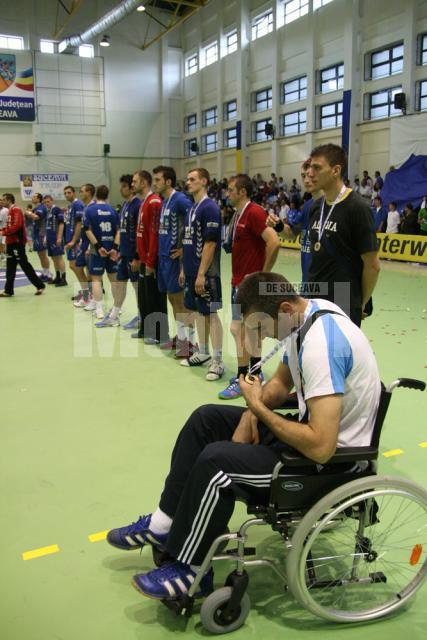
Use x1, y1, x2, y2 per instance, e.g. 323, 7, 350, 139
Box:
400, 203, 420, 235
386, 202, 401, 234
372, 196, 387, 232
353, 177, 361, 194
418, 198, 427, 235
363, 170, 373, 189
373, 171, 383, 193
0, 195, 9, 264
359, 177, 373, 204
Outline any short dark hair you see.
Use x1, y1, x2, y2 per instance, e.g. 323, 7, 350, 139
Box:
96, 185, 109, 200
3, 193, 15, 204
189, 167, 210, 186
135, 170, 152, 185
82, 183, 95, 197
119, 174, 133, 188
229, 174, 253, 198
390, 201, 397, 209
153, 165, 176, 187
34, 192, 43, 202
310, 143, 348, 177
405, 202, 414, 210
64, 185, 75, 193
374, 195, 382, 203
236, 272, 300, 318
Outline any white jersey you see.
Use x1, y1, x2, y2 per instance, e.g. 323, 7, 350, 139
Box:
386, 210, 400, 233
0, 207, 8, 230
283, 299, 381, 448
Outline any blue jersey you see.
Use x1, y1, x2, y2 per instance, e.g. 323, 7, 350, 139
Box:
32, 203, 47, 240
84, 203, 119, 252
80, 200, 95, 251
46, 205, 65, 243
65, 199, 84, 243
300, 199, 313, 284
372, 205, 387, 232
182, 197, 221, 277
287, 207, 304, 228
158, 190, 191, 257
119, 196, 141, 257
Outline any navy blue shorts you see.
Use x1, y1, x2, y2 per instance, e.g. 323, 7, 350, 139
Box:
75, 244, 89, 268
158, 256, 182, 294
117, 256, 139, 282
184, 275, 222, 316
89, 253, 118, 276
231, 286, 242, 321
66, 246, 78, 261
33, 237, 46, 253
47, 243, 64, 257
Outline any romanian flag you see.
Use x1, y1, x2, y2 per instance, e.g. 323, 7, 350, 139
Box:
15, 67, 33, 92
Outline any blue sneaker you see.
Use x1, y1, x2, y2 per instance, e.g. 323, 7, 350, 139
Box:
107, 514, 168, 551
123, 315, 139, 330
95, 315, 120, 328
132, 561, 214, 600
218, 372, 265, 400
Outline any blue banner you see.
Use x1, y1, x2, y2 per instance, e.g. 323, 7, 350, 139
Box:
341, 89, 351, 156
0, 95, 34, 122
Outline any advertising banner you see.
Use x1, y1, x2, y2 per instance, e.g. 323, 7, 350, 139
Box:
0, 49, 35, 122
19, 173, 69, 201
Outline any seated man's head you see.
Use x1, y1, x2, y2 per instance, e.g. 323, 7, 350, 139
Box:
236, 272, 305, 341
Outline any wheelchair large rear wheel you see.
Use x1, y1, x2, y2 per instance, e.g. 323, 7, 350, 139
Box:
286, 475, 427, 623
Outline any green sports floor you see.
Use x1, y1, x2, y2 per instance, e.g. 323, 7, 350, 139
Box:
1, 249, 426, 640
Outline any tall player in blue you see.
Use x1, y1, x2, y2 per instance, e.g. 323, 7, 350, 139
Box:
75, 183, 96, 309
63, 185, 85, 299
43, 194, 67, 287
24, 192, 53, 282
153, 166, 196, 356
84, 185, 121, 321
180, 168, 224, 381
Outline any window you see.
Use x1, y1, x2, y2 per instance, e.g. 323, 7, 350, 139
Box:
320, 63, 344, 93
184, 139, 198, 157
419, 33, 427, 66
185, 54, 198, 77
253, 87, 272, 112
0, 34, 24, 50
202, 106, 218, 127
185, 114, 197, 133
283, 0, 309, 25
282, 75, 307, 103
282, 109, 307, 136
224, 127, 238, 148
252, 118, 273, 142
202, 41, 218, 67
79, 44, 94, 58
368, 86, 403, 120
419, 80, 427, 111
224, 100, 237, 121
370, 44, 403, 80
225, 30, 238, 55
252, 10, 273, 41
319, 101, 343, 129
202, 132, 218, 153
313, 0, 334, 9
40, 39, 56, 54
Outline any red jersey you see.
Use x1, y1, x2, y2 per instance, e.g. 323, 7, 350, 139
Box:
2, 205, 27, 245
231, 202, 268, 287
136, 192, 162, 268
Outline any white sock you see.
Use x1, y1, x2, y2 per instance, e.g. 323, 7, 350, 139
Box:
150, 508, 173, 535
95, 300, 103, 311
187, 325, 196, 344
109, 306, 121, 320
176, 320, 186, 341
43, 268, 49, 275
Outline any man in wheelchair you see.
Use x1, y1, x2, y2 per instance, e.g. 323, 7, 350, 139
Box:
107, 271, 383, 602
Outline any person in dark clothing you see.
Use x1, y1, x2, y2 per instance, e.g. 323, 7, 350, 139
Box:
400, 203, 420, 235
0, 193, 45, 297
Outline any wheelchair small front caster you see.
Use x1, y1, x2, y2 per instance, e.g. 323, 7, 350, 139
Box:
200, 587, 250, 634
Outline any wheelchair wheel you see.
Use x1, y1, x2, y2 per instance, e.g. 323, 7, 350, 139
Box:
287, 475, 427, 623
200, 587, 250, 634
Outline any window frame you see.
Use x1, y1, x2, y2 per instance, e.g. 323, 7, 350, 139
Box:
78, 43, 94, 58
319, 101, 343, 129
224, 127, 238, 148
184, 138, 198, 157
367, 86, 403, 120
40, 39, 56, 54
283, 0, 309, 25
313, 0, 334, 10
419, 33, 427, 66
253, 87, 273, 112
185, 53, 198, 77
418, 79, 427, 111
251, 10, 274, 41
281, 109, 307, 136
0, 34, 24, 50
320, 63, 344, 94
225, 30, 238, 55
369, 43, 404, 80
202, 41, 218, 68
202, 106, 218, 127
282, 75, 307, 104
185, 113, 197, 133
252, 118, 273, 142
223, 99, 237, 121
202, 132, 218, 153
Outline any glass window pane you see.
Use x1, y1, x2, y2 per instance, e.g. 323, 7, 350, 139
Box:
372, 49, 389, 65
371, 91, 387, 106
321, 116, 336, 128
371, 105, 388, 119
285, 91, 298, 103
420, 96, 427, 111
285, 112, 298, 125
372, 63, 390, 79
286, 79, 299, 93
393, 44, 404, 58
322, 104, 335, 116
300, 76, 307, 89
322, 67, 335, 80
391, 60, 403, 75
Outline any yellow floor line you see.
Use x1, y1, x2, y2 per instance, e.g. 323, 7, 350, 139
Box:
383, 449, 404, 458
88, 530, 108, 543
22, 544, 60, 561
419, 442, 427, 448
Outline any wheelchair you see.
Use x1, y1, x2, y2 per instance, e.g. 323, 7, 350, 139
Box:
158, 378, 427, 633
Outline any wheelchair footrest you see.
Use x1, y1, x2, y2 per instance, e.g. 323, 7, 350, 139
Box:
224, 547, 256, 557
161, 595, 194, 618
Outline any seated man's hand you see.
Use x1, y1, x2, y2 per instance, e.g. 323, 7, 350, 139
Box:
239, 374, 263, 411
232, 409, 260, 445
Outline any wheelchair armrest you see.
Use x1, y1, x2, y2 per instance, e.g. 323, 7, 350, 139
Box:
280, 446, 379, 467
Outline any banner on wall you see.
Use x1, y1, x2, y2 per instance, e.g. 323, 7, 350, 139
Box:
0, 49, 35, 122
280, 233, 427, 264
19, 173, 69, 201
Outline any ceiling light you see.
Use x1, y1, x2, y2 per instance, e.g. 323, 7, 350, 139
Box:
100, 35, 110, 47
137, 4, 146, 11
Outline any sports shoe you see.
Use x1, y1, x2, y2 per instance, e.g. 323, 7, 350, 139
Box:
72, 291, 83, 303
95, 306, 105, 320
35, 288, 45, 296
144, 337, 160, 345
180, 352, 212, 367
123, 315, 139, 330
95, 315, 120, 328
55, 274, 68, 287
174, 339, 198, 359
40, 274, 53, 283
160, 335, 176, 350
106, 513, 168, 551
74, 296, 89, 308
0, 291, 13, 297
132, 561, 214, 601
131, 331, 144, 339
218, 372, 265, 400
206, 359, 225, 381
84, 298, 96, 311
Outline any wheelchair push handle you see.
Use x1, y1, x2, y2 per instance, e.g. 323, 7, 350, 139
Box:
386, 378, 426, 393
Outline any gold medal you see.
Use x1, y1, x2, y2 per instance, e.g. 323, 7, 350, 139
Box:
314, 241, 321, 252
244, 373, 257, 385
